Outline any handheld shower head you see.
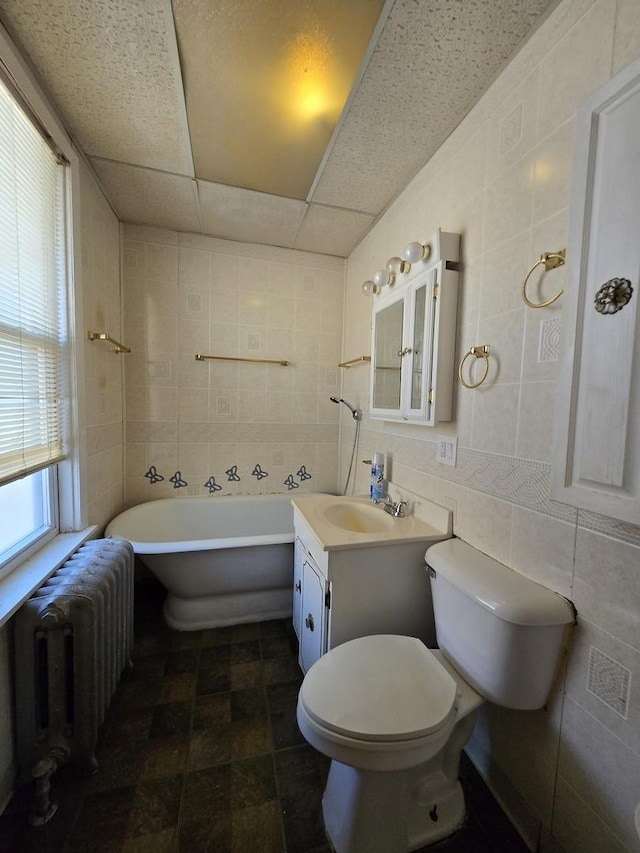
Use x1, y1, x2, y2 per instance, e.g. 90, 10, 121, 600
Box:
329, 396, 362, 421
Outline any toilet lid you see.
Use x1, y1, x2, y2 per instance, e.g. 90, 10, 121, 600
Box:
299, 635, 457, 742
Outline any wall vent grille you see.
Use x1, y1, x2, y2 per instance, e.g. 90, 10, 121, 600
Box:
587, 645, 631, 719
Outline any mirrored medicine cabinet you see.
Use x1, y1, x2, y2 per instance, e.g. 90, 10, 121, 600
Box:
370, 229, 460, 425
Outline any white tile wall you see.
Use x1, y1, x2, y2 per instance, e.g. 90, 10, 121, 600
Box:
79, 158, 125, 530
123, 226, 345, 504
341, 1, 640, 849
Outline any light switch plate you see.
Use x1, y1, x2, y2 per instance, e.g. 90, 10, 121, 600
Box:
437, 435, 457, 467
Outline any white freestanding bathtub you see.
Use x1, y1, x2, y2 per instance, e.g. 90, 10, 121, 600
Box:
105, 493, 299, 630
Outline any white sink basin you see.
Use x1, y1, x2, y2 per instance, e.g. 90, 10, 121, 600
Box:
291, 494, 452, 551
320, 501, 395, 533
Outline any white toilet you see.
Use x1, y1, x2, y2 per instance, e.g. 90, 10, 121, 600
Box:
296, 538, 575, 853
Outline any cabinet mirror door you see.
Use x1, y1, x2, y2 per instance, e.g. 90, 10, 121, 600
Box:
372, 298, 403, 412
409, 281, 427, 411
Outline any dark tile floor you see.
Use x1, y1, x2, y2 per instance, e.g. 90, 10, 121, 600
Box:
0, 580, 528, 853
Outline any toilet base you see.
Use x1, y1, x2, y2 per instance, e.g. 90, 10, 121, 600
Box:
323, 762, 465, 853
321, 710, 477, 853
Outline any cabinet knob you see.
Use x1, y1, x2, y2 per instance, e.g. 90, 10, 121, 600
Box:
295, 580, 301, 593
397, 346, 413, 357
305, 613, 315, 631
594, 277, 633, 314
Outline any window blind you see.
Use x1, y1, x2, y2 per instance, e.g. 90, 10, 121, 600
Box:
0, 75, 67, 487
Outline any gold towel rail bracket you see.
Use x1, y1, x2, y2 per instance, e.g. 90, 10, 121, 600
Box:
195, 354, 290, 367
87, 331, 131, 353
458, 345, 491, 389
522, 249, 566, 308
338, 355, 372, 368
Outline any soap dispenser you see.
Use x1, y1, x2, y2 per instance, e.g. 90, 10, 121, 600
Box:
370, 453, 386, 501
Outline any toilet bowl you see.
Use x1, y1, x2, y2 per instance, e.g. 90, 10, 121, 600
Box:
296, 538, 575, 853
297, 635, 483, 852
298, 635, 463, 770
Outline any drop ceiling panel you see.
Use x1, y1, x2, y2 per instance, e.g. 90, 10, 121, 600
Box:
91, 159, 201, 233
0, 0, 193, 174
294, 204, 375, 257
311, 0, 557, 214
198, 181, 307, 248
172, 0, 385, 199
0, 0, 560, 257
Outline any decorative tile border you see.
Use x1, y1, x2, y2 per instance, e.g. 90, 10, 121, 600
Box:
577, 510, 640, 549
360, 427, 640, 546
141, 462, 313, 495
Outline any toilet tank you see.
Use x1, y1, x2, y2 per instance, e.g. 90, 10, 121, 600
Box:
425, 539, 575, 710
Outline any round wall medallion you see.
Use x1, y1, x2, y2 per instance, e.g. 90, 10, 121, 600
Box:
594, 278, 633, 314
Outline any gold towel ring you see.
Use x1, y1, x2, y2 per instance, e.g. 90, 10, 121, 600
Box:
522, 250, 566, 308
458, 346, 490, 389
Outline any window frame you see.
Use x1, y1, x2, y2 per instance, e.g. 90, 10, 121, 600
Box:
0, 21, 92, 624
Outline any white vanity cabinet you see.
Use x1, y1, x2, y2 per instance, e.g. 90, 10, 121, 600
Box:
294, 537, 329, 673
292, 537, 304, 641
552, 58, 640, 525
370, 229, 460, 425
292, 504, 446, 675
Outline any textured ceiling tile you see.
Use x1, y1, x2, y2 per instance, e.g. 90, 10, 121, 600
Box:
198, 181, 307, 249
0, 0, 193, 173
173, 0, 385, 198
294, 205, 375, 258
91, 160, 200, 233
311, 0, 556, 214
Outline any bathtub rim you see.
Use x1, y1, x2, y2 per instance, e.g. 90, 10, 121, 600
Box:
105, 492, 320, 555
108, 530, 294, 556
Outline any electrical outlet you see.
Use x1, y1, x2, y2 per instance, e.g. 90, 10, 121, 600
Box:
437, 436, 457, 467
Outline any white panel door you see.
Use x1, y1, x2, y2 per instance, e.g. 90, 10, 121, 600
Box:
552, 58, 640, 523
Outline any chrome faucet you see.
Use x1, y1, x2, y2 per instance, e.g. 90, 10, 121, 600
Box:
375, 496, 408, 518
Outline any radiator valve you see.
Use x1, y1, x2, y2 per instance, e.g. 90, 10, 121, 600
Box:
29, 745, 68, 826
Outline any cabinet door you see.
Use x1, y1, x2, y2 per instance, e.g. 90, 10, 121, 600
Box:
403, 268, 437, 422
299, 558, 328, 674
292, 537, 305, 641
371, 294, 404, 415
552, 58, 640, 524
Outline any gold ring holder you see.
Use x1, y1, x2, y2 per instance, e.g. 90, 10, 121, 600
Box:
522, 250, 566, 308
458, 345, 490, 389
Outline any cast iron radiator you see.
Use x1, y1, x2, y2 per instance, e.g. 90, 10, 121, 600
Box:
13, 537, 134, 823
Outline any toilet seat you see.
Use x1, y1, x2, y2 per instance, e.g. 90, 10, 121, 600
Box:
299, 634, 457, 743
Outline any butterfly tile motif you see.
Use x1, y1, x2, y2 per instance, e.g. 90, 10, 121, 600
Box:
297, 465, 312, 481
284, 474, 299, 490
225, 465, 241, 482
252, 464, 269, 481
204, 476, 222, 494
144, 466, 164, 484
169, 471, 188, 489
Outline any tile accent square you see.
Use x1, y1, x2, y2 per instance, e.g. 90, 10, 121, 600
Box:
500, 102, 524, 154
538, 316, 561, 363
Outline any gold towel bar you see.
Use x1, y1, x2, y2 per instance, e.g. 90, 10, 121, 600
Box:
458, 345, 490, 389
522, 250, 566, 308
338, 355, 372, 368
87, 331, 130, 353
195, 354, 290, 366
